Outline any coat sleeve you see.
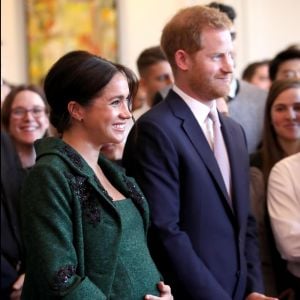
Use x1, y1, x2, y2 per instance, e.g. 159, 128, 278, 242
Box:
20, 165, 107, 299
123, 121, 231, 299
268, 159, 300, 262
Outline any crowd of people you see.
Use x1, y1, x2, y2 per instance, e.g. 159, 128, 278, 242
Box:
1, 2, 300, 300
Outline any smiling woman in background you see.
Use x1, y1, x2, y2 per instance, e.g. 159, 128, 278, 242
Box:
1, 85, 50, 168
250, 79, 300, 178
19, 50, 172, 300
250, 79, 300, 297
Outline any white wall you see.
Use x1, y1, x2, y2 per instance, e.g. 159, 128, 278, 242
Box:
241, 0, 300, 68
117, 0, 207, 75
1, 0, 27, 85
1, 0, 300, 84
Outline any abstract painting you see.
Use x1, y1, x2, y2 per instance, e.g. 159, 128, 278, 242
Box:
26, 0, 117, 84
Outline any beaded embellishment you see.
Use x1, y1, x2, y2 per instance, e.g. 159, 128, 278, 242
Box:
62, 145, 83, 169
122, 176, 146, 212
60, 144, 101, 226
52, 265, 76, 291
65, 172, 101, 227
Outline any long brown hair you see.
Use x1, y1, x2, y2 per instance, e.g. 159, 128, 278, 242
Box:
261, 79, 300, 181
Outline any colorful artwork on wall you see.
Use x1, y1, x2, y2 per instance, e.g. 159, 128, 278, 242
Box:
26, 0, 117, 85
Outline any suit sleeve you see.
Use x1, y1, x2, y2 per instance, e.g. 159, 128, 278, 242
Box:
123, 121, 232, 299
244, 210, 265, 295
239, 126, 264, 296
20, 165, 107, 299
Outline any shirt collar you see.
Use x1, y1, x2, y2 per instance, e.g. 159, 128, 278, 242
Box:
172, 85, 216, 124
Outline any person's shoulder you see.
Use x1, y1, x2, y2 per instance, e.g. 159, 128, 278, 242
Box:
138, 98, 171, 123
1, 131, 15, 153
236, 80, 267, 102
34, 137, 68, 165
238, 79, 267, 94
272, 152, 300, 174
221, 113, 245, 132
142, 89, 191, 120
279, 152, 300, 165
221, 113, 239, 125
132, 101, 178, 141
33, 137, 89, 178
1, 132, 23, 170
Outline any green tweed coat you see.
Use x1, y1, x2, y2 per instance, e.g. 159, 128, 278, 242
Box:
20, 137, 160, 299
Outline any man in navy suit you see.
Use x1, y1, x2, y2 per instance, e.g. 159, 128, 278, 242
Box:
123, 5, 277, 300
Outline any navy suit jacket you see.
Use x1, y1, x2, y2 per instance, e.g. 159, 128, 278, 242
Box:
123, 90, 264, 300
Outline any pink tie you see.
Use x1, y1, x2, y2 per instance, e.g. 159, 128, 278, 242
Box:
208, 110, 232, 202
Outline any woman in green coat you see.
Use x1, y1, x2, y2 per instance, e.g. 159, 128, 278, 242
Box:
20, 50, 173, 300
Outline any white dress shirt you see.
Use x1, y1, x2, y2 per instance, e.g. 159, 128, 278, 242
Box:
267, 153, 300, 278
172, 85, 232, 198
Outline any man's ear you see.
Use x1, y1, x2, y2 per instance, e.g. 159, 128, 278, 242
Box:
174, 50, 189, 71
67, 101, 84, 122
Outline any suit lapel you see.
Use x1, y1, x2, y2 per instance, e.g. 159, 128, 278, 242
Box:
219, 114, 247, 224
166, 92, 233, 213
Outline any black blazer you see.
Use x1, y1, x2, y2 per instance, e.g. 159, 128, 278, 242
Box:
123, 90, 264, 299
1, 132, 24, 298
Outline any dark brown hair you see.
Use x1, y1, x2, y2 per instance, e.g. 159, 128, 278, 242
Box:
207, 2, 237, 22
136, 46, 167, 77
242, 60, 270, 82
269, 48, 300, 81
43, 50, 138, 133
1, 84, 48, 132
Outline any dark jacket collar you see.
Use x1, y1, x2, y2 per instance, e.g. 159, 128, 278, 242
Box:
165, 91, 234, 216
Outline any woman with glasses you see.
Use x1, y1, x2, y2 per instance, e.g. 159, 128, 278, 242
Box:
1, 84, 49, 300
1, 84, 50, 168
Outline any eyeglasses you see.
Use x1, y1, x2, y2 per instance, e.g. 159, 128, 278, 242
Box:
11, 106, 47, 119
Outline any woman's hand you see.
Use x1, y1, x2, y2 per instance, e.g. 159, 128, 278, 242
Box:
10, 273, 25, 300
144, 281, 173, 300
245, 292, 278, 300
